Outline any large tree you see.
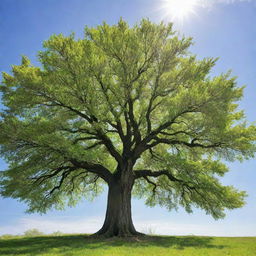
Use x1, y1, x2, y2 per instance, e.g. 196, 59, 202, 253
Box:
0, 19, 255, 237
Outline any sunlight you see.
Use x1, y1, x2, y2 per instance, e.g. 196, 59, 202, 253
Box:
161, 0, 200, 21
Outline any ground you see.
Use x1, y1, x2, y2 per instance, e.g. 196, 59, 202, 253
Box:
0, 234, 255, 256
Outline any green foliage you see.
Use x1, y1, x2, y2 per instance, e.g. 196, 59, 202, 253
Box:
0, 19, 255, 218
50, 231, 64, 236
0, 234, 17, 239
23, 229, 44, 237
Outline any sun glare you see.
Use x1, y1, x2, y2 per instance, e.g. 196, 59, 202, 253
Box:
161, 0, 200, 21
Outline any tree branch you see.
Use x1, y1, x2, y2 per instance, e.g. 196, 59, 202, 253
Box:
31, 166, 78, 185
96, 131, 123, 167
132, 109, 200, 159
38, 91, 96, 123
23, 139, 113, 183
134, 169, 182, 182
134, 169, 197, 193
47, 169, 71, 196
147, 137, 223, 149
142, 176, 158, 194
70, 159, 113, 183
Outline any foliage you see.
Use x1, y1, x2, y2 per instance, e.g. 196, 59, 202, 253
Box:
0, 234, 17, 239
50, 231, 64, 236
0, 234, 256, 256
0, 19, 255, 219
23, 229, 44, 237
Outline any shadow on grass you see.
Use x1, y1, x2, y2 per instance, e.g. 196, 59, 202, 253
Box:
0, 234, 226, 255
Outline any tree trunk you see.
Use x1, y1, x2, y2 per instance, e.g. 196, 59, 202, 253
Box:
94, 173, 142, 237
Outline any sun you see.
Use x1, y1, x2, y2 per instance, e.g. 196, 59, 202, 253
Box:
161, 0, 200, 21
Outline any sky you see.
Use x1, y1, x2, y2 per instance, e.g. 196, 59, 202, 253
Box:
0, 0, 256, 236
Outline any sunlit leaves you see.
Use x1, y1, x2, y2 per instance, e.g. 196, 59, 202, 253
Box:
0, 19, 255, 217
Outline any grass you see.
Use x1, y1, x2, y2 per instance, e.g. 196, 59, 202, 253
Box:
0, 234, 256, 256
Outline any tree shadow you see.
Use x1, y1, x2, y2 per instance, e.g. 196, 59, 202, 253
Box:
0, 234, 226, 255
94, 235, 226, 250
133, 235, 226, 250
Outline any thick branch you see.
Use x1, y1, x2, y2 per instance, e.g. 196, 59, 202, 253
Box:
128, 99, 141, 145
70, 159, 113, 183
96, 131, 123, 167
22, 139, 113, 183
134, 169, 182, 182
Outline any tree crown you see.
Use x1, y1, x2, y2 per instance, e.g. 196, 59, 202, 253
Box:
0, 19, 255, 218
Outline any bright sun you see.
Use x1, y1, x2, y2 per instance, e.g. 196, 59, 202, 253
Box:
162, 0, 199, 21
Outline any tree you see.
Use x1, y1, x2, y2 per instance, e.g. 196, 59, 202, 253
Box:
23, 229, 44, 237
0, 19, 255, 237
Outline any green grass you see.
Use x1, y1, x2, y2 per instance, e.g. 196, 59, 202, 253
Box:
0, 234, 255, 256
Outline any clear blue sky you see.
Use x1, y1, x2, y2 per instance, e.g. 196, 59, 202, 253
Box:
0, 0, 256, 236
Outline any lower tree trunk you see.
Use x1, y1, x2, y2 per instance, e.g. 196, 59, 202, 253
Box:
94, 175, 142, 237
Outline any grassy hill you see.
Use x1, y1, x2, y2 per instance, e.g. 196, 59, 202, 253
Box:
0, 234, 255, 256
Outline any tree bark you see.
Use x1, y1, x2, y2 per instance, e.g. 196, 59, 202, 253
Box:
94, 171, 142, 237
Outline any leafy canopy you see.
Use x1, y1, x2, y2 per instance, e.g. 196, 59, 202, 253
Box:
0, 19, 255, 218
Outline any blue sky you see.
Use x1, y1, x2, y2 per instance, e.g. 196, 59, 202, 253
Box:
0, 0, 256, 236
